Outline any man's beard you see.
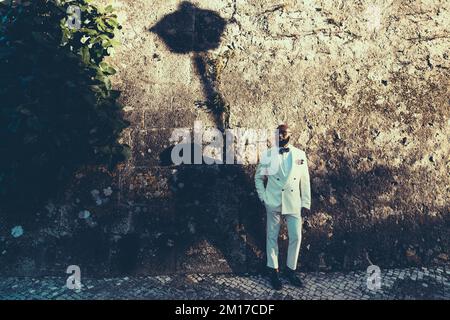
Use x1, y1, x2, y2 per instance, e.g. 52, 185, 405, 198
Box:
279, 136, 290, 147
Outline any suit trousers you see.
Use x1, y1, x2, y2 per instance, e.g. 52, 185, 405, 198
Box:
266, 206, 302, 270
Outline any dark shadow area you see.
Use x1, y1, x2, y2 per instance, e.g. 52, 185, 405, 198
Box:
150, 2, 260, 273
150, 1, 229, 129
392, 276, 448, 299
0, 1, 129, 222
299, 150, 449, 272
159, 146, 266, 274
115, 234, 140, 274
150, 1, 226, 54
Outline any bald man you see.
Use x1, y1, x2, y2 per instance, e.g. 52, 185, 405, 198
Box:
255, 124, 311, 290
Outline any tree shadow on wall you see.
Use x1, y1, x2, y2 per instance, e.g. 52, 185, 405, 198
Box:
159, 144, 267, 274
150, 1, 229, 129
0, 1, 129, 222
151, 2, 264, 273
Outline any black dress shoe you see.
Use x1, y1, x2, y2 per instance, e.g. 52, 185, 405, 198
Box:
285, 269, 304, 287
268, 269, 283, 290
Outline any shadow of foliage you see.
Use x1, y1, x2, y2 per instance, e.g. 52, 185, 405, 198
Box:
150, 1, 229, 129
150, 1, 226, 54
0, 0, 130, 216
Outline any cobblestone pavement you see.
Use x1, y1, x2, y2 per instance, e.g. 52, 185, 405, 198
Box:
0, 265, 449, 300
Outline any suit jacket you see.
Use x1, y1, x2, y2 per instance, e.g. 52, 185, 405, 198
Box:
254, 145, 311, 215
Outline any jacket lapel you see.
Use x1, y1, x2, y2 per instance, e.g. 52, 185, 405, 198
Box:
285, 147, 296, 180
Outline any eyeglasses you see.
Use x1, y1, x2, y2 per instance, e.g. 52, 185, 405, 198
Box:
279, 130, 291, 136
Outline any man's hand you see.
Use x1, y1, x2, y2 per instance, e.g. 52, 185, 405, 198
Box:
302, 208, 312, 231
303, 217, 312, 231
301, 207, 311, 216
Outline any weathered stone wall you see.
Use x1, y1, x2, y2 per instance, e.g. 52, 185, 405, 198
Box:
0, 0, 448, 276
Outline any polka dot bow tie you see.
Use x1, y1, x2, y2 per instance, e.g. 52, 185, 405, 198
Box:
279, 147, 290, 155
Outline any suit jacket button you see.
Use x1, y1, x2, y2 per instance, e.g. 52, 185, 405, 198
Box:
282, 189, 284, 191
294, 178, 296, 180
277, 178, 280, 180
291, 189, 293, 192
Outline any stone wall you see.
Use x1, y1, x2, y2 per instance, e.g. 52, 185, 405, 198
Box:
0, 0, 448, 276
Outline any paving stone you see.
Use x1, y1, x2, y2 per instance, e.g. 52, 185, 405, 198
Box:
0, 265, 449, 300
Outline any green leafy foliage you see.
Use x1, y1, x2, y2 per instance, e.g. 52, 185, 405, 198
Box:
0, 0, 130, 213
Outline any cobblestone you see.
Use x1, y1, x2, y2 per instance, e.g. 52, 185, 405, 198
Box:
0, 265, 448, 300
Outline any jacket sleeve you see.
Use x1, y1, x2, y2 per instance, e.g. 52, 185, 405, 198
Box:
254, 153, 268, 203
300, 152, 311, 209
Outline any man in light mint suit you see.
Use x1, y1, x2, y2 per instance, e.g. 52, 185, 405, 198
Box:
255, 124, 311, 290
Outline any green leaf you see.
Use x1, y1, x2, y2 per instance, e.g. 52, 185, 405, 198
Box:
80, 46, 90, 64
104, 78, 112, 90
80, 28, 98, 36
106, 18, 119, 28
104, 5, 114, 13
99, 62, 116, 75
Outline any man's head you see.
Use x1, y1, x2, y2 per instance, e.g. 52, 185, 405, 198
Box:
277, 124, 292, 147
